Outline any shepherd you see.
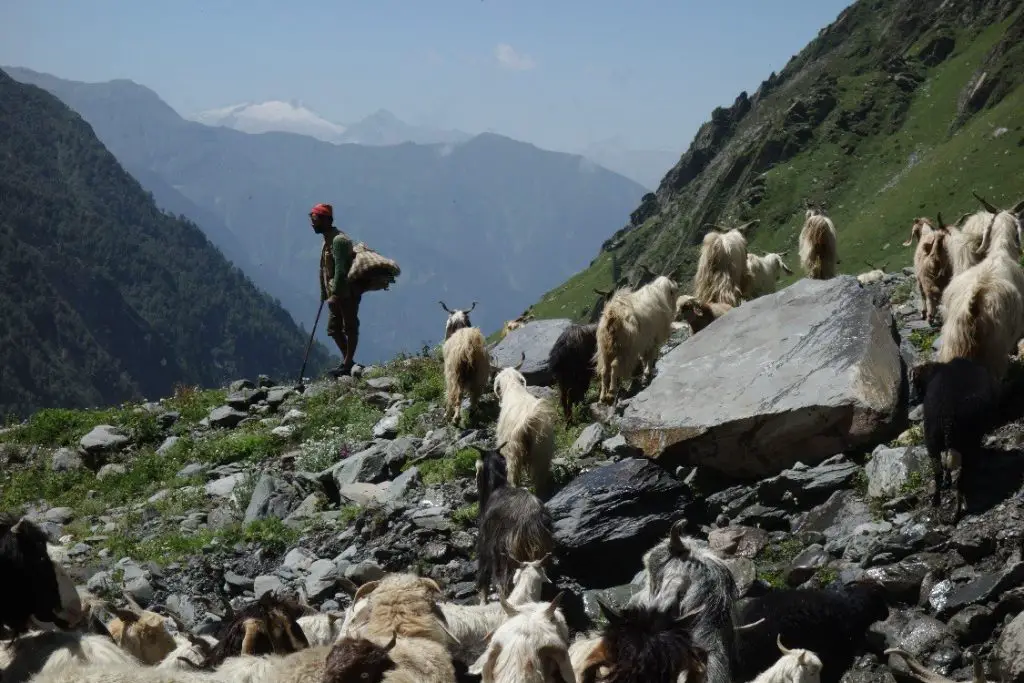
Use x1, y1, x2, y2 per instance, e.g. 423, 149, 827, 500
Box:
311, 202, 361, 377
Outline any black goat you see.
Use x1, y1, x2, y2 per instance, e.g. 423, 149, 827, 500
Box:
474, 445, 554, 604
205, 590, 311, 667
323, 632, 398, 683
579, 600, 708, 683
0, 515, 73, 636
912, 357, 999, 521
733, 580, 890, 683
548, 322, 598, 420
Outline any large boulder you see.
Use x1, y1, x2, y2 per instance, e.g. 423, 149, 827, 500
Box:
545, 457, 690, 588
617, 276, 905, 480
489, 319, 573, 385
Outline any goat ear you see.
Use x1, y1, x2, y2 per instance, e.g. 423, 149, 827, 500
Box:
353, 579, 381, 603
595, 596, 622, 626
468, 301, 477, 313
469, 642, 501, 677
112, 608, 140, 624
973, 190, 999, 214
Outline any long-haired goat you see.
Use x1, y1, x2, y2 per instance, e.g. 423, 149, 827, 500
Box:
0, 516, 82, 636
911, 215, 954, 324
947, 193, 1023, 276
102, 594, 178, 665
443, 325, 490, 425
694, 223, 752, 307
574, 601, 708, 683
733, 580, 889, 683
500, 312, 535, 339
474, 445, 555, 605
345, 573, 459, 648
937, 203, 1024, 381
441, 301, 477, 340
675, 295, 732, 335
548, 322, 598, 421
743, 251, 793, 299
885, 648, 991, 683
492, 357, 557, 498
204, 591, 310, 667
596, 276, 678, 404
911, 358, 999, 522
468, 595, 575, 683
798, 208, 838, 279
751, 636, 823, 683
0, 629, 139, 682
628, 520, 738, 683
324, 632, 457, 683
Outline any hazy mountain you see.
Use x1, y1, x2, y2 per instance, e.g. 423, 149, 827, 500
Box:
578, 138, 681, 190
0, 68, 331, 418
7, 67, 646, 363
338, 109, 470, 146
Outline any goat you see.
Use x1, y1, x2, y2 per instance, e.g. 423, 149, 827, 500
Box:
0, 629, 139, 682
325, 630, 458, 683
501, 312, 535, 339
674, 295, 732, 335
743, 252, 793, 299
694, 223, 752, 307
345, 573, 459, 648
751, 636, 823, 683
628, 520, 738, 683
798, 209, 838, 279
596, 276, 678, 404
911, 358, 999, 522
903, 217, 940, 247
948, 192, 1023, 275
296, 611, 346, 647
474, 445, 555, 605
103, 594, 178, 665
911, 215, 953, 324
885, 648, 990, 683
442, 325, 490, 425
937, 202, 1024, 382
203, 590, 310, 667
856, 269, 885, 286
158, 632, 217, 670
441, 301, 478, 340
574, 601, 708, 683
492, 358, 557, 498
733, 580, 889, 683
548, 322, 599, 421
468, 595, 576, 683
0, 516, 82, 636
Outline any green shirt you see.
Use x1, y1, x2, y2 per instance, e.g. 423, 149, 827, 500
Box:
319, 229, 355, 299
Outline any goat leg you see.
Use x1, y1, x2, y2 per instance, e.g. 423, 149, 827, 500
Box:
929, 450, 943, 508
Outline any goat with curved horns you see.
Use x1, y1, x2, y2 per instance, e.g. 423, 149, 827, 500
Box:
441, 300, 478, 340
885, 647, 990, 683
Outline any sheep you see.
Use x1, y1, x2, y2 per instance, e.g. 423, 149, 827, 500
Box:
467, 594, 575, 683
492, 357, 557, 498
885, 647, 991, 683
751, 636, 823, 683
693, 223, 752, 307
674, 295, 732, 335
0, 515, 83, 636
442, 325, 490, 425
743, 252, 793, 299
910, 358, 999, 522
440, 300, 477, 340
548, 322, 599, 421
203, 591, 310, 667
345, 573, 458, 648
733, 580, 889, 683
474, 445, 555, 605
0, 629, 139, 683
798, 208, 838, 279
596, 276, 678, 404
627, 520, 738, 683
573, 601, 708, 683
911, 216, 953, 324
937, 204, 1024, 382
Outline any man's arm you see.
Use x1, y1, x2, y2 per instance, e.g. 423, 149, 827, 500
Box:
331, 233, 354, 296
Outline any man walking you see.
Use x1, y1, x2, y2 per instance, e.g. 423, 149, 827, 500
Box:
311, 203, 361, 376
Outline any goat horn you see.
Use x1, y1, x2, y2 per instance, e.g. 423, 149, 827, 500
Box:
595, 596, 622, 625
123, 593, 145, 615
593, 288, 611, 297
513, 351, 526, 371
439, 300, 452, 314
954, 212, 971, 227
10, 518, 25, 534
468, 301, 477, 313
668, 519, 690, 556
353, 579, 381, 604
505, 552, 524, 566
778, 250, 788, 257
777, 634, 792, 655
1011, 198, 1024, 215
735, 220, 759, 233
546, 591, 565, 618
973, 191, 999, 213
976, 213, 998, 254
337, 577, 359, 596
499, 596, 519, 617
936, 212, 945, 228
385, 630, 398, 652
885, 648, 957, 683
734, 617, 766, 632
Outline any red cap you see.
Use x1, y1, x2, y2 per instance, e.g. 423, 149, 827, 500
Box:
310, 203, 333, 218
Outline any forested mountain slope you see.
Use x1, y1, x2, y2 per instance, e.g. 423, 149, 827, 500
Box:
532, 0, 1024, 320
0, 69, 331, 418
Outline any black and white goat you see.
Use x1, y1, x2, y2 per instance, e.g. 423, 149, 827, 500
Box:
440, 301, 477, 340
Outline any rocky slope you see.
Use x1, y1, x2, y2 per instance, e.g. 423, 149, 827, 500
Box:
0, 70, 331, 419
531, 0, 1024, 322
7, 269, 1024, 681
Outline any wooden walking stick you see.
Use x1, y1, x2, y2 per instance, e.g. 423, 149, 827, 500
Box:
296, 300, 326, 391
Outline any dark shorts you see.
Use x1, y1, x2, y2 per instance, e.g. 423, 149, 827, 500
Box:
327, 291, 361, 338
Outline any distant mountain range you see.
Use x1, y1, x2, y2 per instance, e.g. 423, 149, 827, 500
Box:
7, 66, 647, 364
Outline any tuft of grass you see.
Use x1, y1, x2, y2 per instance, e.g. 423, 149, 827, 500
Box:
299, 390, 383, 443
417, 447, 480, 485
338, 504, 362, 526
816, 566, 840, 586
755, 537, 805, 588
397, 402, 432, 437
452, 502, 480, 529
554, 416, 587, 454
182, 430, 280, 466
908, 329, 938, 354
889, 279, 915, 306
165, 385, 227, 430
889, 424, 924, 447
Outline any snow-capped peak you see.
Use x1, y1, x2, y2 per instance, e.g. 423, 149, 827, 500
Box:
192, 100, 347, 143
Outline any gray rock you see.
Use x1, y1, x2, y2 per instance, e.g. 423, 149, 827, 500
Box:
385, 467, 421, 502
266, 387, 292, 409
207, 505, 239, 530
283, 548, 317, 571
208, 406, 249, 429
488, 319, 574, 385
87, 570, 113, 593
616, 276, 905, 479
999, 612, 1024, 683
51, 448, 83, 472
345, 561, 386, 585
600, 434, 641, 457
45, 507, 75, 523
865, 555, 935, 604
948, 605, 995, 645
545, 457, 691, 587
226, 388, 267, 410
305, 559, 341, 602
366, 377, 399, 391
338, 482, 388, 506
373, 414, 400, 439
205, 473, 247, 497
223, 571, 254, 593
244, 473, 301, 523
756, 457, 861, 507
326, 444, 388, 487
158, 436, 181, 456
931, 562, 1024, 619
230, 379, 256, 392
254, 575, 284, 598
178, 463, 206, 479
80, 425, 130, 453
281, 409, 306, 426
409, 506, 450, 531
569, 424, 604, 457
865, 446, 931, 498
785, 544, 828, 586
707, 526, 768, 559
385, 437, 420, 471
96, 464, 127, 480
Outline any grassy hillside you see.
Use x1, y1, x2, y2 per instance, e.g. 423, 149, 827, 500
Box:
532, 0, 1024, 321
0, 69, 332, 418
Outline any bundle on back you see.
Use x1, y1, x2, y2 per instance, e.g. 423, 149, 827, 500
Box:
349, 243, 401, 292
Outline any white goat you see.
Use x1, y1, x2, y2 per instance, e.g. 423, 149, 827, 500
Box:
158, 633, 218, 670
596, 276, 678, 404
948, 193, 1024, 276
798, 208, 838, 279
694, 224, 751, 307
742, 252, 793, 299
751, 636, 823, 683
440, 301, 477, 340
442, 326, 490, 425
856, 269, 885, 286
468, 595, 576, 683
493, 359, 557, 498
2, 630, 139, 682
296, 611, 346, 647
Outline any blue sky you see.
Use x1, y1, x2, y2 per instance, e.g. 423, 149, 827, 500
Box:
2, 0, 854, 153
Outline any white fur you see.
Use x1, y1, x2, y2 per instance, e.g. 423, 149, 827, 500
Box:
442, 326, 490, 424
468, 600, 576, 683
751, 645, 823, 683
493, 367, 557, 495
3, 630, 139, 682
694, 228, 748, 306
296, 612, 345, 646
856, 269, 885, 285
158, 633, 219, 670
743, 252, 793, 298
798, 210, 838, 280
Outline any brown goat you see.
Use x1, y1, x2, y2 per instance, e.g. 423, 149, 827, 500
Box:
323, 632, 399, 682
675, 295, 733, 335
205, 591, 311, 667
914, 214, 954, 324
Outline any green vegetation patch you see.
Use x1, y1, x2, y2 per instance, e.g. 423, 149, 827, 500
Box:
416, 447, 479, 485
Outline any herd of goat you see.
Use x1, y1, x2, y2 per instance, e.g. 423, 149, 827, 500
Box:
4, 194, 1024, 682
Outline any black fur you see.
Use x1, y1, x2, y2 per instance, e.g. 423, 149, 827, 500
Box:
733, 581, 889, 683
548, 323, 598, 420
323, 635, 397, 683
913, 358, 998, 520
0, 515, 67, 635
474, 446, 554, 599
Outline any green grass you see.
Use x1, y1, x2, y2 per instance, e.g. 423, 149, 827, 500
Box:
452, 502, 479, 528
890, 423, 924, 447
530, 252, 616, 321
416, 447, 479, 485
908, 329, 939, 355
105, 517, 301, 563
298, 387, 383, 443
755, 537, 806, 588
398, 401, 432, 437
